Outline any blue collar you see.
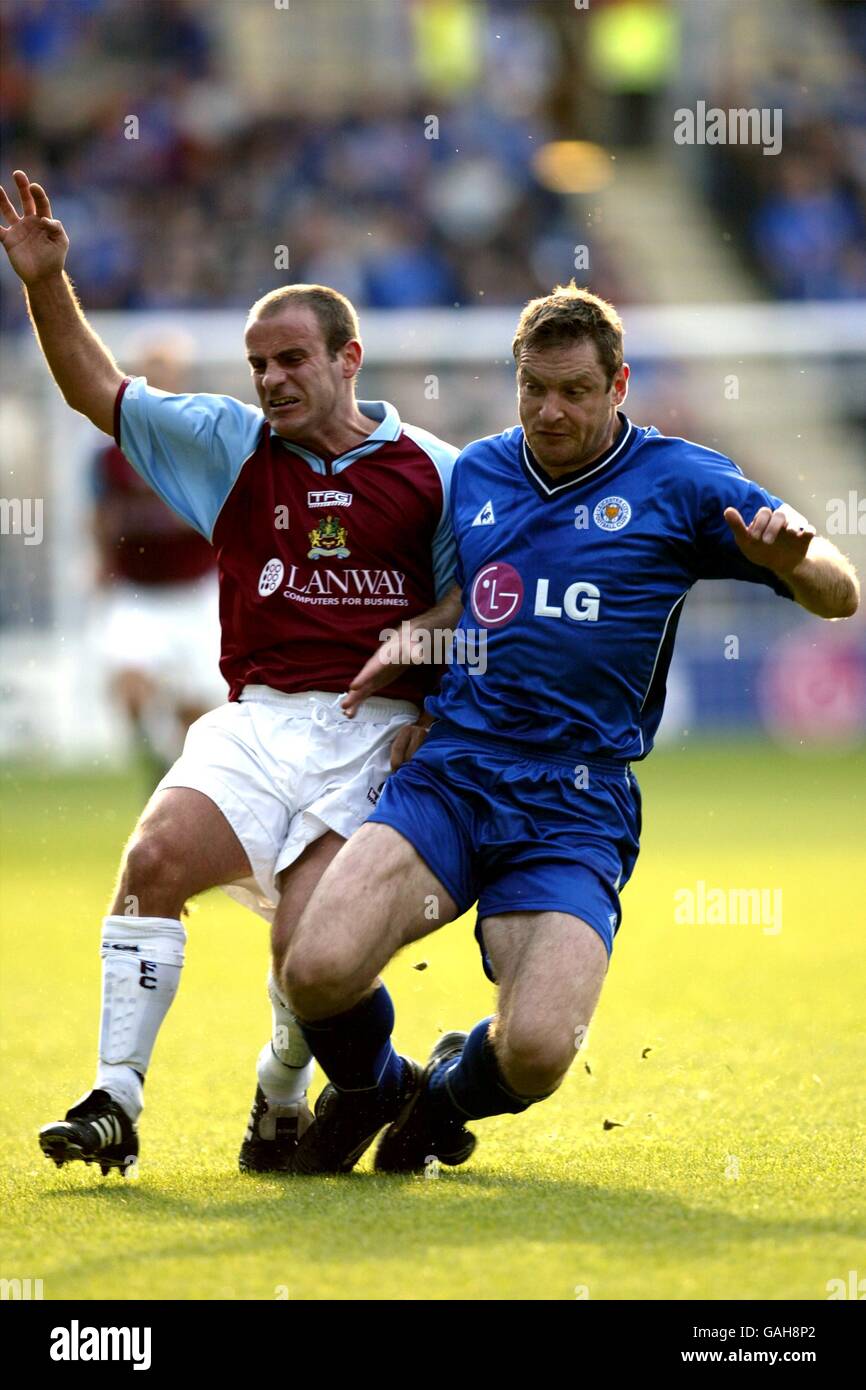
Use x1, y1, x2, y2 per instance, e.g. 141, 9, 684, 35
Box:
521, 413, 635, 498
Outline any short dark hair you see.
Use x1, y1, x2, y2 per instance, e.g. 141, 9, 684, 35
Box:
247, 284, 360, 357
512, 282, 624, 387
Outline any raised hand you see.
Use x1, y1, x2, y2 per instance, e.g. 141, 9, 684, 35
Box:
0, 170, 69, 285
724, 504, 815, 577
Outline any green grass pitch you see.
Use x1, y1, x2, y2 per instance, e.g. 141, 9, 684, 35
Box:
1, 740, 864, 1301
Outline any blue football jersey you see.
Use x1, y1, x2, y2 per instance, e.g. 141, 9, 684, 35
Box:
428, 413, 794, 760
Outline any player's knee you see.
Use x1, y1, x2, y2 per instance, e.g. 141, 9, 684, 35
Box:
119, 829, 189, 908
497, 1024, 572, 1098
282, 939, 354, 1020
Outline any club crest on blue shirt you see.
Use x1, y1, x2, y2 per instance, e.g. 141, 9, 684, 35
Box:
593, 496, 632, 532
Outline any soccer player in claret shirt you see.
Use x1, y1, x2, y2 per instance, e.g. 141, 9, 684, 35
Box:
282, 282, 859, 1176
0, 170, 461, 1176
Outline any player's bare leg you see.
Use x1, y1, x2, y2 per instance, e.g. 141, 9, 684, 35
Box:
239, 829, 345, 1173
39, 787, 251, 1175
483, 911, 608, 1096
282, 824, 458, 1173
375, 911, 609, 1173
285, 824, 454, 1018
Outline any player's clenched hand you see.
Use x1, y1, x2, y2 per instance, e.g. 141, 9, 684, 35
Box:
724, 504, 815, 577
0, 171, 69, 284
390, 720, 431, 770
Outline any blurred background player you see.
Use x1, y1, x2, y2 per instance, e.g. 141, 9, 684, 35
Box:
91, 333, 223, 787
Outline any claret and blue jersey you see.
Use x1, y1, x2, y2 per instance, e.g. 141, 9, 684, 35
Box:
113, 377, 458, 705
428, 412, 792, 761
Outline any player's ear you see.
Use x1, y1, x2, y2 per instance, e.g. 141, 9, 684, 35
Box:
339, 338, 363, 379
611, 362, 629, 404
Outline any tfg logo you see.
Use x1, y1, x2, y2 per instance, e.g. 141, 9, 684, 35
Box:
308, 489, 352, 508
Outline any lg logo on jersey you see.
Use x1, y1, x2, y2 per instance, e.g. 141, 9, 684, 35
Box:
470, 564, 600, 626
535, 578, 600, 622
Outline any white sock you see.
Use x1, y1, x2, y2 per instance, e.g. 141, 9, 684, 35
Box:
95, 915, 186, 1121
256, 972, 314, 1105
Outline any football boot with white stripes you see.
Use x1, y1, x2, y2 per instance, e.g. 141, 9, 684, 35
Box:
39, 1089, 139, 1177
238, 1086, 314, 1173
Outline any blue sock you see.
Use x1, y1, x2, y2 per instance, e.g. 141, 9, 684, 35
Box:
298, 987, 405, 1098
429, 1018, 537, 1121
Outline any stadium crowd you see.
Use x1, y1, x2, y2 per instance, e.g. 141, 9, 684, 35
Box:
0, 0, 590, 328
3, 0, 864, 331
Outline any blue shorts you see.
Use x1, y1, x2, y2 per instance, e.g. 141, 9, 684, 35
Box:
368, 720, 642, 975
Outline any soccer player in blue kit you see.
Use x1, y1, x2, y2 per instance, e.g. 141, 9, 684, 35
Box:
281, 283, 859, 1175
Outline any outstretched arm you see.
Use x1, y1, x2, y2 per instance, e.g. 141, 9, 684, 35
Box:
724, 504, 859, 619
341, 584, 464, 719
0, 170, 124, 434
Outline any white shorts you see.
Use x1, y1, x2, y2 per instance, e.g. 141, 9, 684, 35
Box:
156, 686, 419, 921
96, 574, 225, 708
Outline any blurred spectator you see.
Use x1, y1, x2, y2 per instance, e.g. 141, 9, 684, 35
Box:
752, 156, 864, 299
708, 4, 866, 301
586, 0, 681, 149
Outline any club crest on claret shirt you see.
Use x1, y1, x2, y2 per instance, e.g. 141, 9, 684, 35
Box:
307, 514, 350, 560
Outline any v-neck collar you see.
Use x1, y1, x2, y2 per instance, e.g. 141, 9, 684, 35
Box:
520, 413, 634, 499
272, 399, 402, 476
